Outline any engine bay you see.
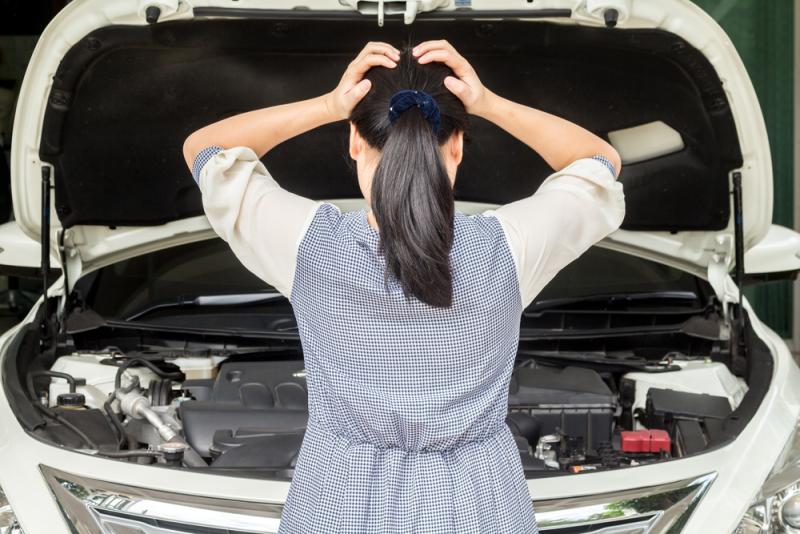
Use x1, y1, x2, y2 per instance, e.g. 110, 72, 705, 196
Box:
3, 241, 773, 478
28, 344, 749, 478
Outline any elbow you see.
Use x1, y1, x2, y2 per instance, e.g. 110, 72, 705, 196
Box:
602, 142, 622, 178
182, 131, 206, 170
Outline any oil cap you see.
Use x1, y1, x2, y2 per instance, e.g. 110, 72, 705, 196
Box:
56, 392, 86, 408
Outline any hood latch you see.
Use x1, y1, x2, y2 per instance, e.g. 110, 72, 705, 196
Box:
341, 0, 450, 26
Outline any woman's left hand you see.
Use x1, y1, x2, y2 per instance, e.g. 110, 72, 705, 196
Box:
325, 42, 400, 121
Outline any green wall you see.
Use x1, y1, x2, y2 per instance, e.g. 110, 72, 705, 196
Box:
692, 0, 795, 338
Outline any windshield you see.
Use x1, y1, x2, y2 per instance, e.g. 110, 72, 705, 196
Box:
79, 237, 708, 324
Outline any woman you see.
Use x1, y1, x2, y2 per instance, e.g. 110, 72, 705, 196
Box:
183, 40, 624, 534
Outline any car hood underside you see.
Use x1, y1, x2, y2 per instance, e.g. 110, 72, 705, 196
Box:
41, 18, 741, 232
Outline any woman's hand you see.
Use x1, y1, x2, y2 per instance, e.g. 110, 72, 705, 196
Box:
413, 40, 492, 116
325, 42, 400, 121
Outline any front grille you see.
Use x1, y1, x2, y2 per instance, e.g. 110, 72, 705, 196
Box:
41, 465, 714, 533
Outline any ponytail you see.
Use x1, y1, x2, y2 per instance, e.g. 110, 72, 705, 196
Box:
349, 47, 468, 308
372, 106, 454, 308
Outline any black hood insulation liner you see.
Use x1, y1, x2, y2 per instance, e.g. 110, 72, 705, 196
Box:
40, 18, 742, 230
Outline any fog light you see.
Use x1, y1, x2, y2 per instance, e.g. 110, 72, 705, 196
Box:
0, 486, 23, 533
782, 493, 800, 529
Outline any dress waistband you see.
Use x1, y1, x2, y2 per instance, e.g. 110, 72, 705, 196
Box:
312, 422, 509, 455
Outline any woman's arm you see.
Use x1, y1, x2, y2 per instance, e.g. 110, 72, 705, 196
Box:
413, 40, 621, 175
180, 42, 400, 297
182, 42, 400, 167
414, 40, 624, 308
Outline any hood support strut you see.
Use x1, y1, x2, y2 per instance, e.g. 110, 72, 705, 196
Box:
39, 166, 52, 351
732, 171, 747, 358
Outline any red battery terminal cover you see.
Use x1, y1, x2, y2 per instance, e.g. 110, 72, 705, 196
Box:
620, 429, 671, 453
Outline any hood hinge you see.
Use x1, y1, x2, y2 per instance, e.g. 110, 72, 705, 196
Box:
707, 234, 737, 327
56, 228, 81, 336
39, 165, 78, 357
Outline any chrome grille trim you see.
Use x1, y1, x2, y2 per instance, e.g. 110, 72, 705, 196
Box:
535, 473, 716, 532
41, 465, 714, 533
40, 465, 283, 533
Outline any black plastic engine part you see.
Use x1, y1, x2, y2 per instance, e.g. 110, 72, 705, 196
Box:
211, 360, 307, 407
147, 379, 173, 406
506, 412, 541, 446
181, 404, 308, 457
37, 408, 119, 451
56, 392, 85, 407
179, 360, 309, 456
597, 441, 621, 468
673, 419, 707, 456
644, 388, 731, 429
506, 412, 549, 473
508, 366, 615, 453
618, 378, 636, 429
211, 432, 304, 469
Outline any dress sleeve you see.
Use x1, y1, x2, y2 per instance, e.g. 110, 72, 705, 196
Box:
192, 145, 322, 297
485, 156, 625, 308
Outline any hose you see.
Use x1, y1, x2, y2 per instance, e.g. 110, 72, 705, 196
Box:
181, 443, 208, 467
114, 357, 184, 391
103, 394, 129, 450
26, 373, 99, 450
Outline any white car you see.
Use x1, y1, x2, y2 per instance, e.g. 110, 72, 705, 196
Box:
1, 0, 800, 532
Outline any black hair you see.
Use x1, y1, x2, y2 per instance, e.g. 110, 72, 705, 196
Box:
349, 47, 468, 308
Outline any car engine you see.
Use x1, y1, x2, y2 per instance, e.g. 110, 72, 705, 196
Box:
38, 347, 748, 477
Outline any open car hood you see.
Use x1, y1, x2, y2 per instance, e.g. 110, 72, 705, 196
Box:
11, 0, 773, 286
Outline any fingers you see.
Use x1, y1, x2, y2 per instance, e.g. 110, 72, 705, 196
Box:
443, 75, 468, 97
353, 53, 397, 74
345, 78, 372, 99
412, 40, 459, 61
344, 43, 399, 84
416, 49, 471, 79
412, 40, 452, 56
355, 41, 400, 62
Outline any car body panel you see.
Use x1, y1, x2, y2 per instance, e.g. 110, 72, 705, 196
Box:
744, 224, 800, 276
0, 221, 55, 278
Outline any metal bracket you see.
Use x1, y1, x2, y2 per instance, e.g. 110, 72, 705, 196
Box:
340, 0, 448, 26
707, 234, 738, 325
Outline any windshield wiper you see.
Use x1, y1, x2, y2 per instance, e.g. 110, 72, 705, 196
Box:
125, 292, 286, 321
65, 308, 300, 340
525, 291, 702, 317
517, 350, 683, 373
518, 315, 721, 341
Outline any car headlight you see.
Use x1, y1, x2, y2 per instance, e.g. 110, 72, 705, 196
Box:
737, 424, 800, 533
0, 486, 23, 534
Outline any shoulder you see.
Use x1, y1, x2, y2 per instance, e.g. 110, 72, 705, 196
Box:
456, 211, 506, 239
452, 211, 517, 267
298, 203, 343, 247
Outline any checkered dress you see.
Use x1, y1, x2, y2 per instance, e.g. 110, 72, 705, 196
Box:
279, 205, 537, 533
194, 144, 623, 534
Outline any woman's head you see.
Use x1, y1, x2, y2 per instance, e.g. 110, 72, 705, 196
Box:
349, 47, 468, 308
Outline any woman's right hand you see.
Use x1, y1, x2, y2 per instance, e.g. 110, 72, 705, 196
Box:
413, 40, 492, 115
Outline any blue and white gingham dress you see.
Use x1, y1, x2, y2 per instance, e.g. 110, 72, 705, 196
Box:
281, 206, 537, 533
193, 145, 624, 534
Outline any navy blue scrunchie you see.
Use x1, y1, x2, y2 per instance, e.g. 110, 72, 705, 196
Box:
388, 90, 441, 136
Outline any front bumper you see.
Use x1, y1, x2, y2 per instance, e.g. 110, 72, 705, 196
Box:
41, 465, 717, 533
